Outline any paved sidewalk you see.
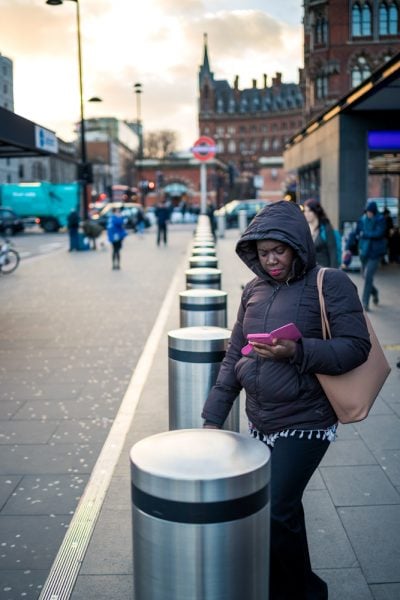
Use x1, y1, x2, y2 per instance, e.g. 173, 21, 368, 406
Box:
71, 230, 400, 600
1, 225, 400, 599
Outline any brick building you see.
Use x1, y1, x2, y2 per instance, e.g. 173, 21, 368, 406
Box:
303, 0, 400, 119
198, 35, 305, 200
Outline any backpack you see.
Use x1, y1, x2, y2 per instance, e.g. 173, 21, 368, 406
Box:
320, 224, 342, 266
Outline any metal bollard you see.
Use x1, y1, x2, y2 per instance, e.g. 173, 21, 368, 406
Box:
238, 209, 247, 233
192, 240, 215, 248
130, 429, 271, 600
191, 247, 217, 257
189, 255, 218, 269
217, 212, 225, 238
185, 267, 221, 289
179, 289, 227, 328
168, 326, 238, 431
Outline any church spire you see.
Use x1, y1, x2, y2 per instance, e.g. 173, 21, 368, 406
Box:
199, 32, 213, 86
202, 33, 210, 73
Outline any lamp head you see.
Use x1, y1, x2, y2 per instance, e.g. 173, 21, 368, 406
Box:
46, 0, 64, 5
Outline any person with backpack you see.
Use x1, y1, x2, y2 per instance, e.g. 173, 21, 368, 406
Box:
303, 199, 340, 268
107, 207, 127, 269
351, 200, 387, 311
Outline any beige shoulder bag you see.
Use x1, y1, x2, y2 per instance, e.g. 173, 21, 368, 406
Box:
316, 268, 391, 424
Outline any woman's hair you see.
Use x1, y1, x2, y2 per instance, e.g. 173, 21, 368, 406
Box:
304, 199, 329, 224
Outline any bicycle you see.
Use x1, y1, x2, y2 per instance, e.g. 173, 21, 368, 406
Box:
0, 238, 20, 274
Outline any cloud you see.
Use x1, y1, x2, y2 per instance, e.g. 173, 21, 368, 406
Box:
2, 1, 303, 150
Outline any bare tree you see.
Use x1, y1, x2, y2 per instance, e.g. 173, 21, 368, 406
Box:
143, 130, 178, 158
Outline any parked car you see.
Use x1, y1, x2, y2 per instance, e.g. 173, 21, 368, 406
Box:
214, 199, 271, 228
92, 202, 150, 230
0, 207, 25, 236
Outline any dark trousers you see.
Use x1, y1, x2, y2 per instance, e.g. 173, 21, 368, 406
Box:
267, 435, 330, 600
69, 229, 79, 251
111, 240, 122, 267
157, 223, 167, 245
360, 257, 379, 308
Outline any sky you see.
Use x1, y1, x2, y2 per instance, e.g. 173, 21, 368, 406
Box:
0, 0, 303, 151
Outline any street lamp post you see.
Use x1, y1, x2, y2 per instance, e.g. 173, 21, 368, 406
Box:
133, 82, 145, 204
46, 0, 90, 221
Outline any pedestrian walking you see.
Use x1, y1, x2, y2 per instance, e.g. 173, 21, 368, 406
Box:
107, 207, 127, 269
155, 197, 170, 246
202, 200, 370, 600
348, 200, 387, 311
67, 208, 80, 252
303, 199, 339, 267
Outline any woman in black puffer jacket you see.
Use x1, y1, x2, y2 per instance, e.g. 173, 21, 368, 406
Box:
202, 200, 370, 600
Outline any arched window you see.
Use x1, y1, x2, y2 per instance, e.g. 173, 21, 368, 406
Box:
228, 140, 236, 153
217, 140, 224, 153
352, 3, 362, 35
263, 139, 270, 151
380, 3, 389, 33
352, 2, 372, 36
381, 3, 399, 34
389, 4, 399, 33
351, 57, 372, 86
362, 3, 372, 34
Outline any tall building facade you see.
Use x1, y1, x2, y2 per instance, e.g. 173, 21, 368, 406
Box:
198, 35, 305, 199
0, 53, 14, 111
303, 0, 400, 119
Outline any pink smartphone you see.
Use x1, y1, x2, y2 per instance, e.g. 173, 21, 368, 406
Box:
241, 323, 302, 355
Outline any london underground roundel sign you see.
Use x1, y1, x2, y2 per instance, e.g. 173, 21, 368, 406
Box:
191, 136, 217, 161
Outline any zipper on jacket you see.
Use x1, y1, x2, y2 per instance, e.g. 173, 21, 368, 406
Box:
255, 284, 282, 395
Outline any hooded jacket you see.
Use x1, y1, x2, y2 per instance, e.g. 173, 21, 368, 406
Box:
202, 201, 371, 433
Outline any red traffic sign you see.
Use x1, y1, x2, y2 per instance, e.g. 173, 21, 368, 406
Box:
191, 136, 217, 161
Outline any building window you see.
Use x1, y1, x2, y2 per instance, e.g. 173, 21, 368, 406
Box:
18, 164, 24, 179
315, 75, 328, 99
314, 16, 328, 45
217, 140, 225, 153
351, 56, 372, 86
379, 2, 399, 34
263, 139, 270, 151
352, 2, 372, 36
228, 140, 236, 153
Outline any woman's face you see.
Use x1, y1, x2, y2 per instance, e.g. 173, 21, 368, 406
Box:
303, 205, 317, 224
256, 240, 295, 282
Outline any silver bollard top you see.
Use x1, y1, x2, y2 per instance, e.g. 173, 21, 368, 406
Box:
185, 267, 221, 277
168, 325, 231, 352
130, 429, 270, 502
179, 289, 227, 301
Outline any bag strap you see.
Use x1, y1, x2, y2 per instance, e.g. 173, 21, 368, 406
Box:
316, 268, 332, 340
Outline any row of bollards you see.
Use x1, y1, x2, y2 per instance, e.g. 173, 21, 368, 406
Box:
130, 213, 271, 600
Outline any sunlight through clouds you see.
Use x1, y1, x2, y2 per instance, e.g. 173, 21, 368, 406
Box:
1, 0, 303, 149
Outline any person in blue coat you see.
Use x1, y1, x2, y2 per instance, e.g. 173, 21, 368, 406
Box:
107, 207, 127, 270
352, 200, 387, 311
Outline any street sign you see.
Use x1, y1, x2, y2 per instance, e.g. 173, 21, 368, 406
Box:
191, 136, 217, 161
34, 125, 58, 154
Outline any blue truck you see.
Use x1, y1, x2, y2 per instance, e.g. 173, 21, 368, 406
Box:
0, 182, 80, 232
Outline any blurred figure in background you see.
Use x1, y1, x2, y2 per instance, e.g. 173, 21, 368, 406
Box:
350, 200, 387, 311
107, 207, 127, 270
155, 196, 171, 246
67, 209, 80, 252
303, 199, 339, 268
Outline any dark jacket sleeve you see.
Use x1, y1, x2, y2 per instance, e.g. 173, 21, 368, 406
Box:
201, 290, 248, 427
294, 269, 371, 375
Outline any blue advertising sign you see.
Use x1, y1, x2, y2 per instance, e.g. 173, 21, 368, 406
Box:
368, 130, 400, 150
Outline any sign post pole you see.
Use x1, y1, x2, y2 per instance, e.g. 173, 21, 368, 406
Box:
200, 163, 207, 215
191, 136, 217, 215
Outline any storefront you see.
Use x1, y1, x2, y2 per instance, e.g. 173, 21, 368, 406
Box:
284, 53, 400, 229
